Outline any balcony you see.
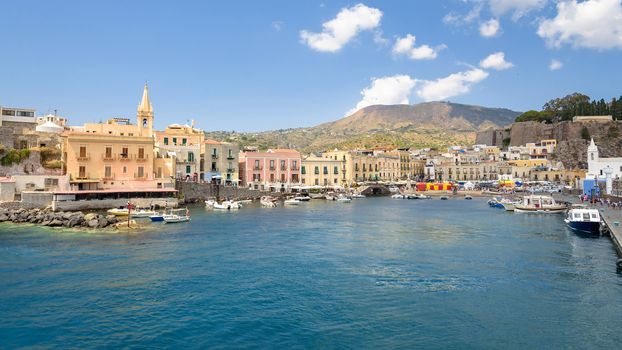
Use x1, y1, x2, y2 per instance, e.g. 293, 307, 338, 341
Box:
102, 154, 115, 161
227, 155, 235, 160
76, 153, 90, 161
227, 168, 235, 173
119, 154, 132, 161
269, 166, 276, 171
291, 166, 299, 171
102, 173, 115, 180
210, 167, 219, 172
211, 154, 218, 159
136, 154, 149, 162
253, 166, 262, 171
280, 167, 287, 171
134, 173, 147, 180
76, 173, 89, 180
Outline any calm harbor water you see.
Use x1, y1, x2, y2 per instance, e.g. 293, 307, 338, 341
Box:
1, 197, 622, 349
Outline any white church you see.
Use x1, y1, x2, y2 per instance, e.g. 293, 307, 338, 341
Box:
587, 138, 622, 180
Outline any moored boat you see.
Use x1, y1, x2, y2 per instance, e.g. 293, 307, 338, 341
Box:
440, 196, 449, 200
464, 195, 473, 200
163, 208, 191, 223
284, 198, 300, 205
213, 201, 242, 210
260, 196, 278, 207
514, 195, 566, 213
131, 209, 158, 218
149, 213, 164, 222
336, 195, 352, 203
565, 205, 601, 234
107, 208, 129, 216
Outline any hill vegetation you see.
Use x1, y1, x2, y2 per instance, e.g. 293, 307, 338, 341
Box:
515, 92, 622, 123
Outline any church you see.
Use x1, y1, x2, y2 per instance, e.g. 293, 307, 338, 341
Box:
586, 138, 622, 180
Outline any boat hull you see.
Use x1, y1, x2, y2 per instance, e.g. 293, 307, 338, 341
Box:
149, 215, 164, 222
565, 220, 600, 234
514, 206, 566, 213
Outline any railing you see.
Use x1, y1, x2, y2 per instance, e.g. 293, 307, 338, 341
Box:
291, 166, 299, 171
102, 154, 115, 161
119, 154, 131, 161
136, 154, 149, 162
226, 168, 235, 172
280, 167, 287, 171
134, 173, 147, 180
76, 153, 90, 161
76, 173, 89, 179
102, 173, 115, 180
227, 155, 235, 160
211, 154, 218, 159
269, 166, 276, 171
253, 166, 262, 170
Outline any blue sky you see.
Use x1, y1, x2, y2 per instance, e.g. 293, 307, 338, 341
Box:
1, 0, 621, 131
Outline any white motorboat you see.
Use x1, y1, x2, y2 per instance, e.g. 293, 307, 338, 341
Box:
337, 195, 352, 203
213, 201, 242, 210
205, 199, 216, 207
565, 205, 601, 234
131, 209, 158, 218
260, 196, 278, 207
284, 198, 300, 206
351, 193, 366, 199
163, 208, 191, 223
464, 195, 473, 200
294, 195, 310, 202
514, 195, 566, 213
391, 194, 405, 199
440, 196, 449, 200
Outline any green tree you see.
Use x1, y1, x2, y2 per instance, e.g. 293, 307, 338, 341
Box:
581, 126, 591, 141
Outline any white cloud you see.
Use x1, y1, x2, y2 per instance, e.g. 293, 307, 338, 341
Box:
489, 0, 547, 19
416, 68, 489, 101
479, 52, 514, 70
537, 0, 622, 50
346, 75, 416, 116
272, 21, 283, 31
549, 59, 563, 70
479, 18, 501, 37
392, 34, 446, 60
443, 4, 482, 25
300, 3, 382, 53
347, 68, 490, 115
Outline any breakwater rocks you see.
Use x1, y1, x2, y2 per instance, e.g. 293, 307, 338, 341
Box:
0, 207, 121, 229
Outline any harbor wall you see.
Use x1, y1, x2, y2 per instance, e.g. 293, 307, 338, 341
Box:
179, 182, 272, 202
21, 191, 54, 208
51, 197, 178, 212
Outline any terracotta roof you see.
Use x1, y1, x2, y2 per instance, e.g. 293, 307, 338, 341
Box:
204, 139, 223, 145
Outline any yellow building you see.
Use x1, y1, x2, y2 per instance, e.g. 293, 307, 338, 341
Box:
203, 140, 240, 186
155, 123, 204, 181
62, 84, 173, 191
301, 155, 344, 187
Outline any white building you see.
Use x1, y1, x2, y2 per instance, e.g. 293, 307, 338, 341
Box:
587, 138, 622, 180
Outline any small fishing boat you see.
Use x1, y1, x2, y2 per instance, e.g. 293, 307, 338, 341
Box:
260, 196, 278, 207
464, 195, 473, 200
294, 195, 311, 202
440, 196, 449, 200
149, 213, 164, 222
391, 194, 405, 199
163, 208, 191, 223
415, 194, 431, 199
514, 195, 566, 213
351, 193, 366, 199
325, 193, 337, 201
213, 201, 242, 210
205, 199, 215, 207
565, 205, 601, 234
131, 209, 158, 218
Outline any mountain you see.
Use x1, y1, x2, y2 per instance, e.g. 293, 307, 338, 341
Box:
205, 102, 521, 153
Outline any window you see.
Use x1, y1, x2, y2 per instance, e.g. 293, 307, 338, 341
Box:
164, 137, 169, 145
254, 160, 260, 170
173, 137, 177, 145
212, 148, 217, 156
137, 166, 144, 178
104, 166, 112, 178
280, 160, 286, 170
334, 166, 338, 174
324, 178, 328, 186
314, 179, 319, 185
79, 166, 86, 178
228, 149, 233, 158
123, 166, 127, 174
121, 147, 129, 159
314, 166, 319, 174
211, 162, 217, 171
138, 147, 145, 159
182, 138, 187, 145
301, 166, 306, 174
188, 152, 194, 162
79, 146, 87, 158
186, 165, 191, 174
105, 146, 112, 158
323, 166, 328, 175
44, 178, 59, 186
280, 174, 285, 182
292, 160, 297, 169
142, 118, 148, 128
270, 160, 275, 170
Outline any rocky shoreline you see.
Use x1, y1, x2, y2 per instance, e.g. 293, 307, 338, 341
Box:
0, 207, 124, 229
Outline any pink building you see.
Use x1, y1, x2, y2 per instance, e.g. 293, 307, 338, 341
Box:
239, 149, 301, 191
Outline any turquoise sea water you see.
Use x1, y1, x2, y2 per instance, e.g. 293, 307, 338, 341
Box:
1, 197, 622, 349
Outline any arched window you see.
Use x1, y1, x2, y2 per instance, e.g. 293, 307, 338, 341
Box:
591, 153, 594, 160
142, 118, 148, 128
188, 152, 194, 162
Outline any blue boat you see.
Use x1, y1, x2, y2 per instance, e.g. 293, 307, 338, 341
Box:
149, 213, 164, 222
564, 206, 601, 234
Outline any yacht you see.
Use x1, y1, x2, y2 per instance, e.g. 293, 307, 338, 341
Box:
514, 195, 566, 213
213, 201, 242, 210
565, 205, 601, 234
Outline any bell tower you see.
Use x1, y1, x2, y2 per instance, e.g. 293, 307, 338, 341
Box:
587, 138, 599, 177
137, 83, 154, 137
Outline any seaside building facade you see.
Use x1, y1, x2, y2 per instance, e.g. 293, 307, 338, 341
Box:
587, 138, 622, 180
203, 140, 240, 186
61, 84, 173, 191
301, 155, 344, 187
239, 149, 301, 191
155, 123, 204, 181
